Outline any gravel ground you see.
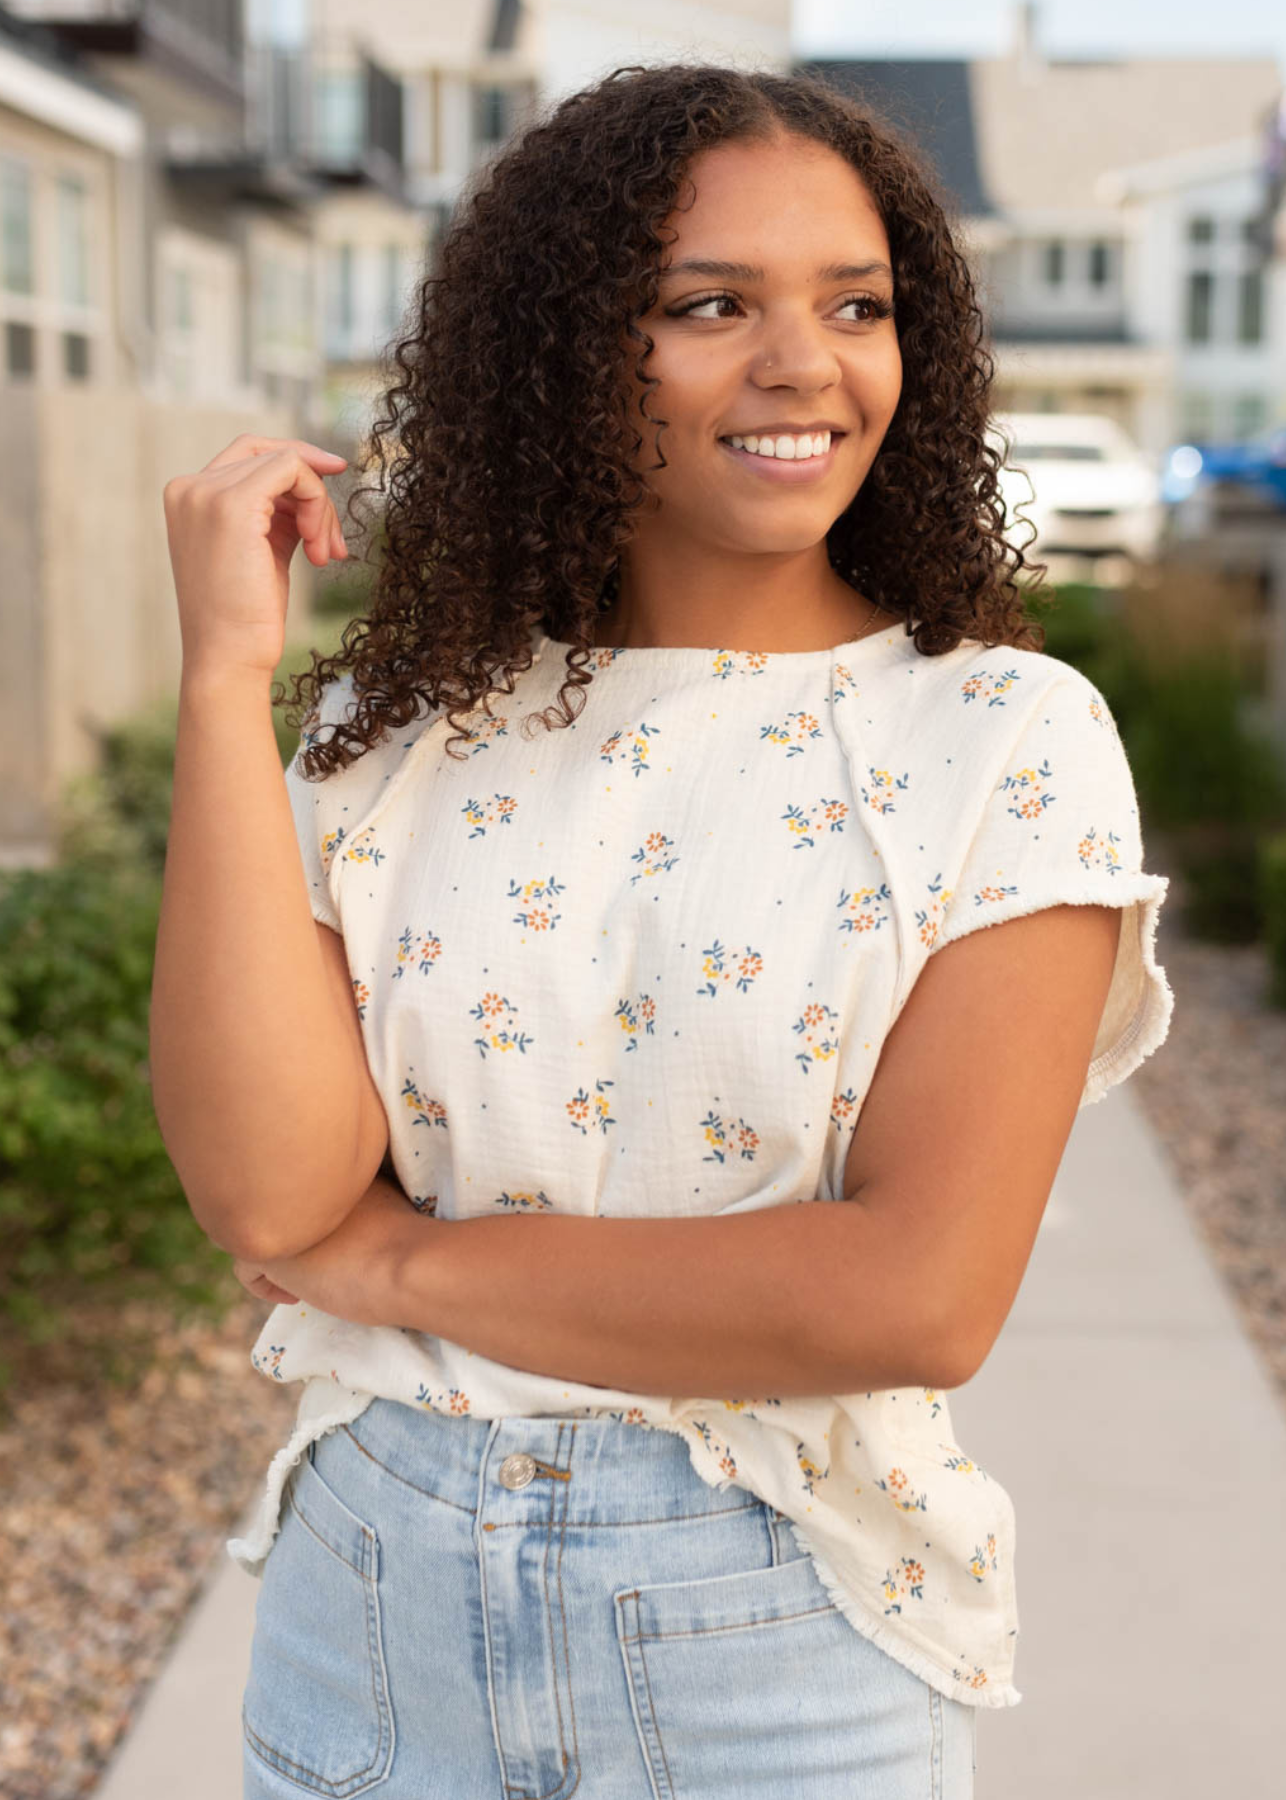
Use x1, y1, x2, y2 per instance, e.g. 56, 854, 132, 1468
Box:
1, 879, 1283, 1800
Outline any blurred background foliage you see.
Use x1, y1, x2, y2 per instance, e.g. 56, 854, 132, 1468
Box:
2, 570, 1285, 1402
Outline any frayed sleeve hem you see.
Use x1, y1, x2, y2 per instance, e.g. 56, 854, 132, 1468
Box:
934, 871, 1174, 1110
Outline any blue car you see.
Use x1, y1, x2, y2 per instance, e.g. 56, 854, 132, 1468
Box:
1162, 425, 1286, 511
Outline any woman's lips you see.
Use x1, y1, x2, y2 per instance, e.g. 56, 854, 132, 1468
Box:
717, 434, 845, 482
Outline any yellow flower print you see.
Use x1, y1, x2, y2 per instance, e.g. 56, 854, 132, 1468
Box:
615, 992, 657, 1050
342, 826, 384, 866
494, 1190, 554, 1212
758, 709, 824, 755
400, 1077, 447, 1130
630, 831, 679, 882
709, 650, 768, 679
470, 992, 533, 1056
697, 938, 764, 997
1076, 825, 1123, 873
414, 1383, 472, 1412
566, 1077, 616, 1136
699, 1107, 759, 1163
961, 667, 1023, 707
508, 873, 566, 929
461, 793, 518, 837
875, 1467, 929, 1512
781, 798, 849, 847
881, 1557, 926, 1614
599, 718, 661, 775
1001, 759, 1054, 821
461, 714, 508, 752
392, 926, 443, 978
792, 1000, 841, 1073
837, 880, 892, 936
860, 767, 908, 816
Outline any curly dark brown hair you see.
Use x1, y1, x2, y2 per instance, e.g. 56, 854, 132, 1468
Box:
276, 60, 1048, 776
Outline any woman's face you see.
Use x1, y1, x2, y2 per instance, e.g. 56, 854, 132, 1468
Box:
623, 131, 903, 555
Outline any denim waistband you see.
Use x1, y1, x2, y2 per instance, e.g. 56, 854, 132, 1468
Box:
334, 1396, 776, 1529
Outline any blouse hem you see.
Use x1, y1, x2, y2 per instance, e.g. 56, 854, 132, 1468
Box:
783, 1518, 1023, 1710
225, 1383, 376, 1578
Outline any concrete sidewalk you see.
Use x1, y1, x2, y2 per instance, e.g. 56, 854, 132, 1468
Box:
93, 1084, 1285, 1799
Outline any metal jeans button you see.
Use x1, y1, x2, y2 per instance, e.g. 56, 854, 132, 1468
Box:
498, 1452, 537, 1490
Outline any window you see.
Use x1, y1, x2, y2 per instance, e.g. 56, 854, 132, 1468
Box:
1187, 215, 1215, 244
56, 174, 90, 306
1, 157, 33, 295
1088, 241, 1111, 286
474, 85, 509, 144
1237, 269, 1263, 344
62, 330, 90, 379
315, 68, 363, 163
5, 318, 34, 376
1186, 270, 1213, 344
1043, 239, 1064, 284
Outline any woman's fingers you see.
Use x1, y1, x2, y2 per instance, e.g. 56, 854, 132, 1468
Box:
200, 433, 347, 476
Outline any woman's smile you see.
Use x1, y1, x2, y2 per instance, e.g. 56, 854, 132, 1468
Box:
717, 431, 847, 483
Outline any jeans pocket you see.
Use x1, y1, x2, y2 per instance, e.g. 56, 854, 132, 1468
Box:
615, 1548, 959, 1797
242, 1440, 395, 1796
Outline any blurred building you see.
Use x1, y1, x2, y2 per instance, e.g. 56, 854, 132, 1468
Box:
805, 1, 1286, 456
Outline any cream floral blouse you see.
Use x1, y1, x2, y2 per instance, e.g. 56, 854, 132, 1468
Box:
226, 619, 1174, 1710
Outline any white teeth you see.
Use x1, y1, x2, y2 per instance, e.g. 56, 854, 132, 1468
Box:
725, 431, 831, 459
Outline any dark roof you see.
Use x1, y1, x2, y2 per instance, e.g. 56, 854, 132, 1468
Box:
795, 58, 998, 219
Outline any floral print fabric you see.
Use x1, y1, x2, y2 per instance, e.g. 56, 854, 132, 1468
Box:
226, 621, 1173, 1710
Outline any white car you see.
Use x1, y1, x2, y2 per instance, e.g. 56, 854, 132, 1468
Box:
985, 412, 1164, 564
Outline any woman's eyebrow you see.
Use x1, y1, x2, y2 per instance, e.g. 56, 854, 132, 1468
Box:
658, 258, 893, 283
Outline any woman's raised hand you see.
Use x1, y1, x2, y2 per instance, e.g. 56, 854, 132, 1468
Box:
162, 434, 350, 679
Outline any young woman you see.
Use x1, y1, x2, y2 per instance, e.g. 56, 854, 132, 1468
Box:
151, 62, 1173, 1799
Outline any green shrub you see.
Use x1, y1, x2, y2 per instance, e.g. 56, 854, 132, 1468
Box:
1260, 829, 1286, 1005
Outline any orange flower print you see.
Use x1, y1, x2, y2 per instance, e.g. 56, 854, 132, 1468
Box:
351, 977, 369, 1020
831, 663, 862, 702
600, 719, 661, 775
392, 925, 443, 978
1001, 758, 1054, 821
830, 1086, 859, 1132
700, 1107, 759, 1163
709, 649, 768, 679
566, 1078, 616, 1135
409, 1192, 438, 1216
461, 714, 508, 753
874, 1467, 928, 1512
697, 938, 764, 998
792, 1001, 841, 1073
964, 882, 1019, 912
1076, 825, 1122, 874
837, 880, 892, 936
960, 666, 1023, 707
759, 710, 824, 755
604, 1405, 648, 1424
615, 993, 656, 1049
913, 873, 951, 950
881, 1557, 927, 1614
251, 1343, 288, 1379
860, 766, 908, 815
494, 1189, 554, 1212
953, 1665, 990, 1691
414, 1384, 471, 1413
400, 1077, 447, 1129
630, 831, 679, 882
470, 992, 533, 1056
690, 1418, 739, 1479
781, 797, 849, 847
508, 873, 566, 929
461, 793, 517, 837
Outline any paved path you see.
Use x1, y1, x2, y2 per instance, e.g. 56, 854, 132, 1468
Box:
93, 1084, 1284, 1798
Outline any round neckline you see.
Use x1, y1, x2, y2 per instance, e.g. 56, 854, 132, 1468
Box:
537, 621, 907, 662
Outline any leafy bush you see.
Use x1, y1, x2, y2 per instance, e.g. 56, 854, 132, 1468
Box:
1260, 829, 1286, 1005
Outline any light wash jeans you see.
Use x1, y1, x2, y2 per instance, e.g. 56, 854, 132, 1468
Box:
242, 1397, 977, 1798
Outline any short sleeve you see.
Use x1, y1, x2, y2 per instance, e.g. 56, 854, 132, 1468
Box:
932, 669, 1175, 1108
282, 674, 358, 934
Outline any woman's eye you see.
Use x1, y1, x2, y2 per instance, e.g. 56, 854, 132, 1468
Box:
672, 291, 892, 322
